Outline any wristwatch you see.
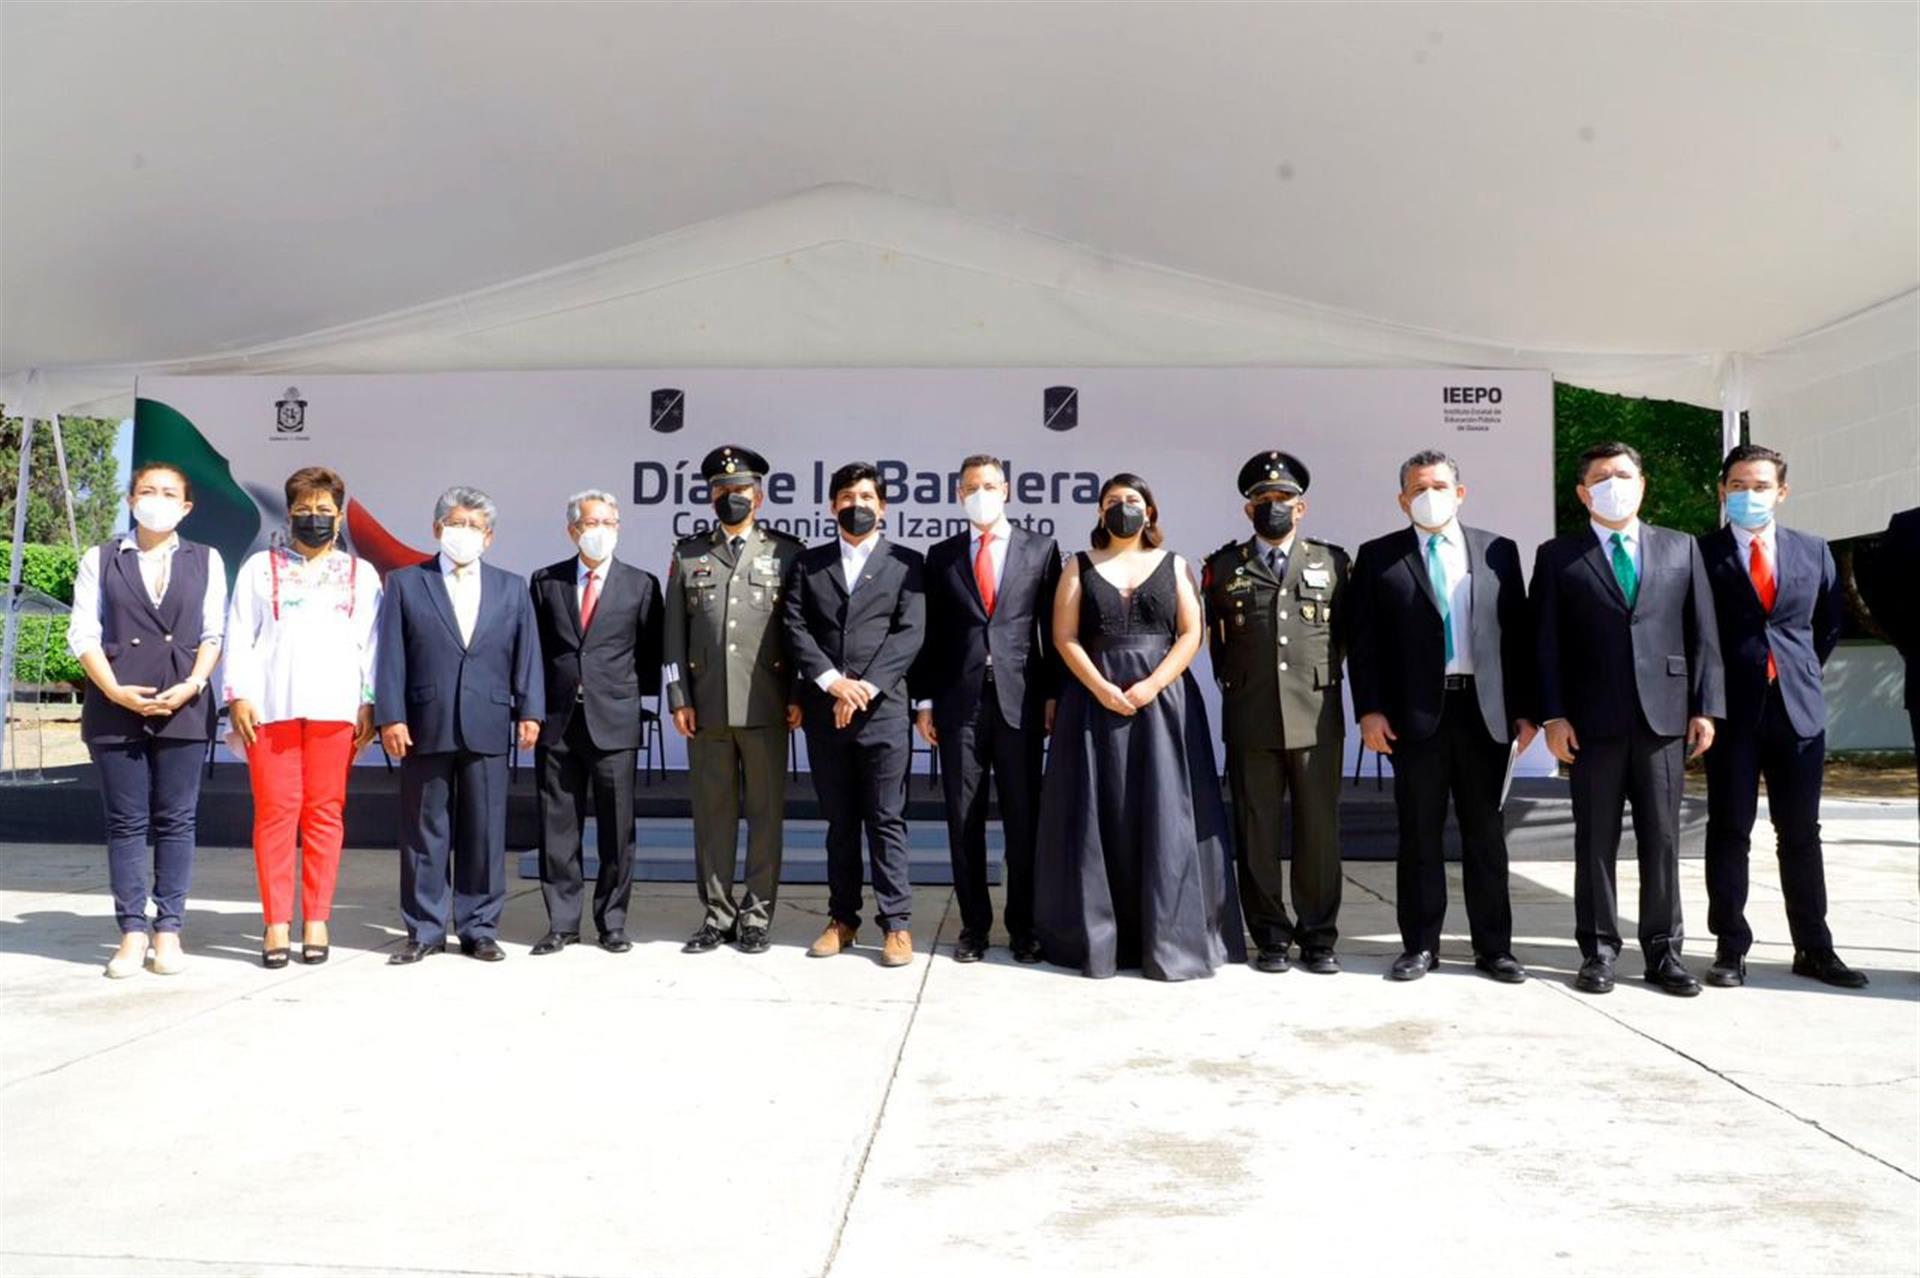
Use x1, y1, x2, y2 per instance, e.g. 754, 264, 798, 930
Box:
186, 676, 208, 695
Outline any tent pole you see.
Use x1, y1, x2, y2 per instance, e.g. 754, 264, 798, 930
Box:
49, 413, 81, 552
1, 415, 38, 772
1718, 353, 1747, 456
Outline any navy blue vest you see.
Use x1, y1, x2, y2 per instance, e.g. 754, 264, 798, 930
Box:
79, 538, 218, 744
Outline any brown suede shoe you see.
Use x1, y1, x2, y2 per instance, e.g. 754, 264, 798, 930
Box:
807, 921, 857, 958
881, 930, 913, 967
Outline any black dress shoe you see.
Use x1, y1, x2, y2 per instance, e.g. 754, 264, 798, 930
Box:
1252, 944, 1291, 973
1705, 953, 1747, 987
459, 937, 505, 962
1792, 949, 1869, 989
1574, 956, 1616, 994
736, 926, 770, 954
1300, 947, 1341, 975
953, 933, 987, 964
1473, 953, 1527, 984
1644, 954, 1701, 997
682, 924, 733, 954
530, 932, 579, 957
1389, 950, 1436, 981
1010, 935, 1043, 965
597, 930, 632, 953
388, 940, 445, 966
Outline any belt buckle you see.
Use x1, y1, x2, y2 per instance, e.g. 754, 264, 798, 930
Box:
1443, 674, 1469, 691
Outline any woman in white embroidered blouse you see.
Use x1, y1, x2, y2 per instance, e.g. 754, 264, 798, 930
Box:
222, 466, 380, 967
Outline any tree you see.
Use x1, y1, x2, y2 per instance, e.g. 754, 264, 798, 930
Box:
0, 416, 124, 547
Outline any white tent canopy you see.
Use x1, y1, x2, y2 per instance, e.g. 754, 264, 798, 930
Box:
3, 1, 1915, 530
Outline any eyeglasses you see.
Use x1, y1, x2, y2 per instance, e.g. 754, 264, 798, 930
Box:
576, 518, 620, 530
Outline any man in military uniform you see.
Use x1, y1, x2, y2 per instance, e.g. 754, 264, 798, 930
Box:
1203, 450, 1351, 974
664, 445, 804, 955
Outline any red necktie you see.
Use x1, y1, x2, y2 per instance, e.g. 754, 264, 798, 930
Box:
1748, 537, 1776, 681
974, 531, 996, 617
580, 569, 602, 631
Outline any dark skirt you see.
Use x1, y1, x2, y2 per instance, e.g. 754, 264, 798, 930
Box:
1032, 635, 1247, 980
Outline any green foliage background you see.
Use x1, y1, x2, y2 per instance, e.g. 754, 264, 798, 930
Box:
1551, 384, 1722, 536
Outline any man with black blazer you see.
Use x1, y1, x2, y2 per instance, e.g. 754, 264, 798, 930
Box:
1349, 449, 1536, 984
1531, 441, 1724, 997
910, 454, 1063, 965
375, 486, 544, 964
1860, 505, 1920, 806
1698, 445, 1866, 988
526, 489, 664, 957
783, 462, 926, 968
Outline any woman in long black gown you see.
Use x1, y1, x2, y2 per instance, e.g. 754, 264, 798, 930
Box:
1033, 473, 1246, 980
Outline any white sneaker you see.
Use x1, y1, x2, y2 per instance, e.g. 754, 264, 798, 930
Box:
104, 950, 147, 979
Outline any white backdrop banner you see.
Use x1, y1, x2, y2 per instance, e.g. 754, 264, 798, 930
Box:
134, 368, 1556, 775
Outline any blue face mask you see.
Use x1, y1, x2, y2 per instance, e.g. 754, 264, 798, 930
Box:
1724, 489, 1777, 531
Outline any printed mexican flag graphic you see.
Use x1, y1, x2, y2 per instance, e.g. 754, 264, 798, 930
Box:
132, 398, 431, 581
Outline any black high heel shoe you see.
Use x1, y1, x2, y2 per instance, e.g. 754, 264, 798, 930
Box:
261, 947, 291, 970
300, 943, 330, 965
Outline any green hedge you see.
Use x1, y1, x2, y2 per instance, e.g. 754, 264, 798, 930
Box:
3, 543, 85, 685
1, 542, 82, 604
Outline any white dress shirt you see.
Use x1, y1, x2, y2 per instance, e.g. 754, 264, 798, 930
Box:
1420, 521, 1474, 676
221, 546, 381, 724
817, 534, 883, 693
441, 553, 482, 646
1590, 518, 1643, 579
66, 532, 227, 660
1729, 521, 1778, 584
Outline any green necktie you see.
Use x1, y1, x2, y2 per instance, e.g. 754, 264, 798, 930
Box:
1426, 533, 1453, 662
1609, 531, 1639, 606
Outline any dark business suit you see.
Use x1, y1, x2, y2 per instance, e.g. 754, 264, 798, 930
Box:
1349, 524, 1534, 957
911, 525, 1062, 944
1699, 526, 1841, 957
782, 536, 926, 933
1530, 523, 1724, 965
1860, 507, 1920, 801
374, 557, 544, 945
528, 555, 664, 938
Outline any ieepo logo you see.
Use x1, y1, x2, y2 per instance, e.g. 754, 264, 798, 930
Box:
1442, 386, 1503, 405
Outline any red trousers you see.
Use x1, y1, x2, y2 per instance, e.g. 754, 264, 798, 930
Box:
247, 719, 355, 924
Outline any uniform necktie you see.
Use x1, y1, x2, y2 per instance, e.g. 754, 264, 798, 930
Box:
729, 536, 744, 560
1267, 547, 1286, 578
580, 569, 601, 631
974, 530, 997, 616
1749, 536, 1777, 681
1609, 531, 1639, 607
1427, 533, 1453, 663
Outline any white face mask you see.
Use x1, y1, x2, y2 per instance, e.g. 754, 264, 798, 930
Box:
1586, 475, 1643, 523
576, 525, 617, 562
131, 495, 185, 534
1408, 488, 1458, 530
439, 525, 487, 565
962, 488, 1006, 527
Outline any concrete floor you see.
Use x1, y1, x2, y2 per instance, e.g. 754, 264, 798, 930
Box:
1, 807, 1915, 1278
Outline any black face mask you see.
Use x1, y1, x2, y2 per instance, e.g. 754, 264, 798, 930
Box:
1251, 500, 1295, 540
290, 514, 337, 549
837, 505, 878, 536
1102, 503, 1147, 539
713, 491, 754, 527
